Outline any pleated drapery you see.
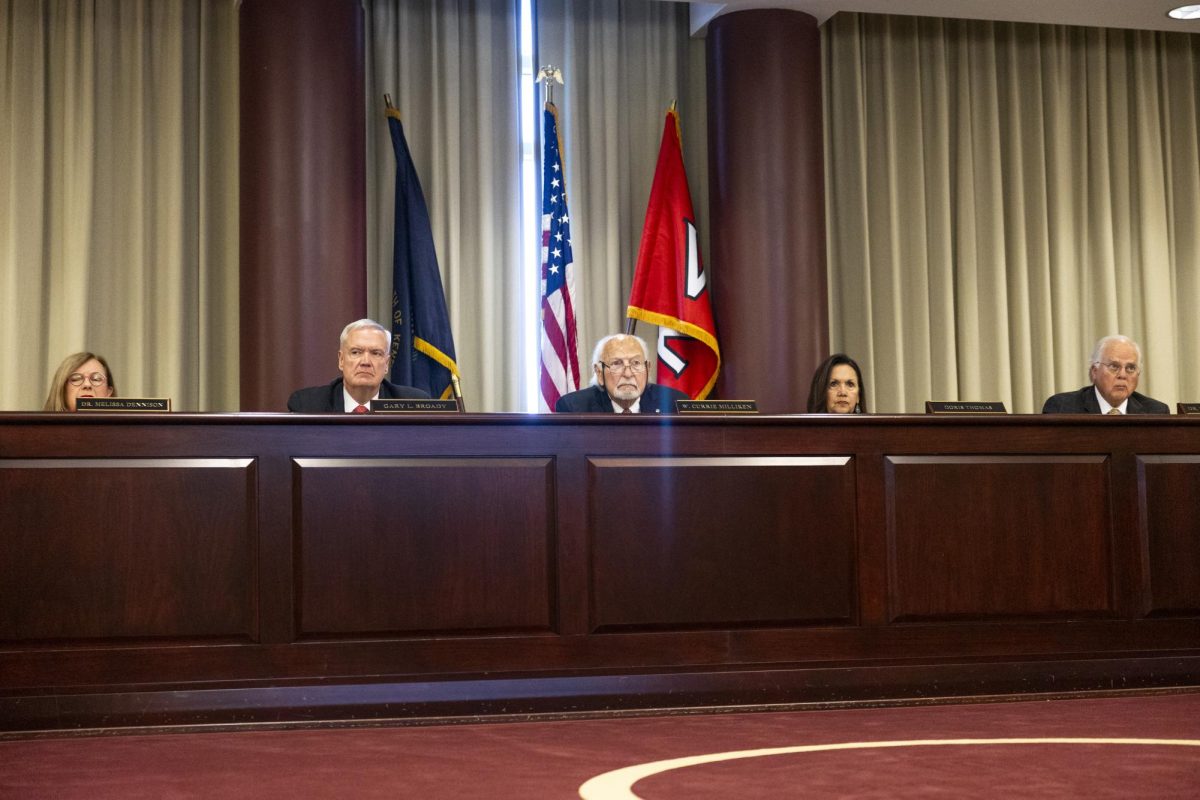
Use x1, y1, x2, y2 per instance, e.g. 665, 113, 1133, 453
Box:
365, 0, 523, 412
825, 13, 1200, 413
0, 0, 239, 411
536, 0, 707, 383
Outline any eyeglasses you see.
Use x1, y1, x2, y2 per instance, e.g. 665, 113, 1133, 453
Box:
68, 372, 108, 387
1097, 361, 1140, 376
599, 359, 647, 374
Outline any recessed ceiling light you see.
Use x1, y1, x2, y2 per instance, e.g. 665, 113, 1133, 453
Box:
1167, 5, 1200, 19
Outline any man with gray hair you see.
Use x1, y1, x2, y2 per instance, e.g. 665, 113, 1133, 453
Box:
288, 319, 430, 412
1042, 334, 1169, 415
554, 333, 688, 414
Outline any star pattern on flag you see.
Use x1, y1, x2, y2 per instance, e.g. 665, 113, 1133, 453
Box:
539, 102, 582, 411
542, 139, 574, 300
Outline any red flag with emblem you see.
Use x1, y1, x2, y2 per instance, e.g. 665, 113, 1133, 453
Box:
626, 107, 720, 399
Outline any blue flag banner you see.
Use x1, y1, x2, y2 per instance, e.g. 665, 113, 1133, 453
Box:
387, 106, 459, 400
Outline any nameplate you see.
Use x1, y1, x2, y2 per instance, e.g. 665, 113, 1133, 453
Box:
76, 397, 171, 412
1178, 403, 1200, 416
370, 398, 459, 413
675, 399, 759, 414
925, 401, 1007, 414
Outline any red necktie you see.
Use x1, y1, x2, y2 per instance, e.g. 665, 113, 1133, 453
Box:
353, 404, 369, 414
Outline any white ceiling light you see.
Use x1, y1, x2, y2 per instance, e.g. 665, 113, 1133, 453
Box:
1167, 5, 1200, 19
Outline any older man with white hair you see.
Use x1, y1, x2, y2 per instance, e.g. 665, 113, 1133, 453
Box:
288, 319, 430, 412
1042, 334, 1169, 415
555, 333, 688, 414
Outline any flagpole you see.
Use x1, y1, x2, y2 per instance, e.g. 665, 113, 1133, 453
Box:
450, 373, 465, 412
535, 65, 582, 411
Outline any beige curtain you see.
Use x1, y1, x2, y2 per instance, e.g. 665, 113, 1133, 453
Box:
365, 0, 522, 412
824, 13, 1200, 413
536, 0, 707, 381
0, 0, 239, 412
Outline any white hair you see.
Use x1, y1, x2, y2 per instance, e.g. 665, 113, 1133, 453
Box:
1090, 335, 1142, 370
589, 333, 649, 386
339, 319, 391, 350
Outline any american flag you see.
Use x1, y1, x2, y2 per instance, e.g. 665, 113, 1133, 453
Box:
539, 102, 581, 411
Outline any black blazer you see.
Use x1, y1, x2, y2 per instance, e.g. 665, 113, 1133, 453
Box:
287, 377, 430, 412
1041, 385, 1169, 415
554, 383, 688, 414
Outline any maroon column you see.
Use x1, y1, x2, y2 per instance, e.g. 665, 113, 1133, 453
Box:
707, 10, 827, 412
239, 0, 366, 411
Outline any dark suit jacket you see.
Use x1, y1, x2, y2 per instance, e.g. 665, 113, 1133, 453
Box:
1041, 385, 1169, 415
554, 383, 688, 414
287, 377, 430, 412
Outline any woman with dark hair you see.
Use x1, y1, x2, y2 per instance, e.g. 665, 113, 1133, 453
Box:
806, 353, 866, 413
43, 352, 117, 411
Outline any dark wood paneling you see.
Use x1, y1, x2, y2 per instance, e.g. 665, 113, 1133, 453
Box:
885, 455, 1113, 622
589, 456, 855, 630
0, 458, 257, 642
1137, 456, 1200, 616
1, 413, 1198, 731
294, 457, 555, 635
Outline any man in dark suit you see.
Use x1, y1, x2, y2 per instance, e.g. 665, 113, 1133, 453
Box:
555, 333, 687, 414
288, 319, 430, 412
1042, 334, 1169, 415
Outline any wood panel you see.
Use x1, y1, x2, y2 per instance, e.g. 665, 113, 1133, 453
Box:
588, 456, 855, 630
294, 457, 555, 636
885, 455, 1114, 622
1136, 456, 1200, 617
1, 413, 1198, 731
0, 458, 257, 642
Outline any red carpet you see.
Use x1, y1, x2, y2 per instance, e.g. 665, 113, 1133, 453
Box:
2, 692, 1198, 798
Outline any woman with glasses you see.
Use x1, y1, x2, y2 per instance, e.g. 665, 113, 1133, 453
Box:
806, 353, 867, 414
43, 352, 117, 411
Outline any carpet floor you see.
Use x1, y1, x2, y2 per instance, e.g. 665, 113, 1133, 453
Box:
2, 691, 1198, 798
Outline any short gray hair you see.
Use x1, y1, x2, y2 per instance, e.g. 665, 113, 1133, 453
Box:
1090, 334, 1142, 369
589, 333, 649, 386
339, 319, 391, 351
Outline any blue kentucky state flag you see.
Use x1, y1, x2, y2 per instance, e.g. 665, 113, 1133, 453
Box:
387, 105, 459, 400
